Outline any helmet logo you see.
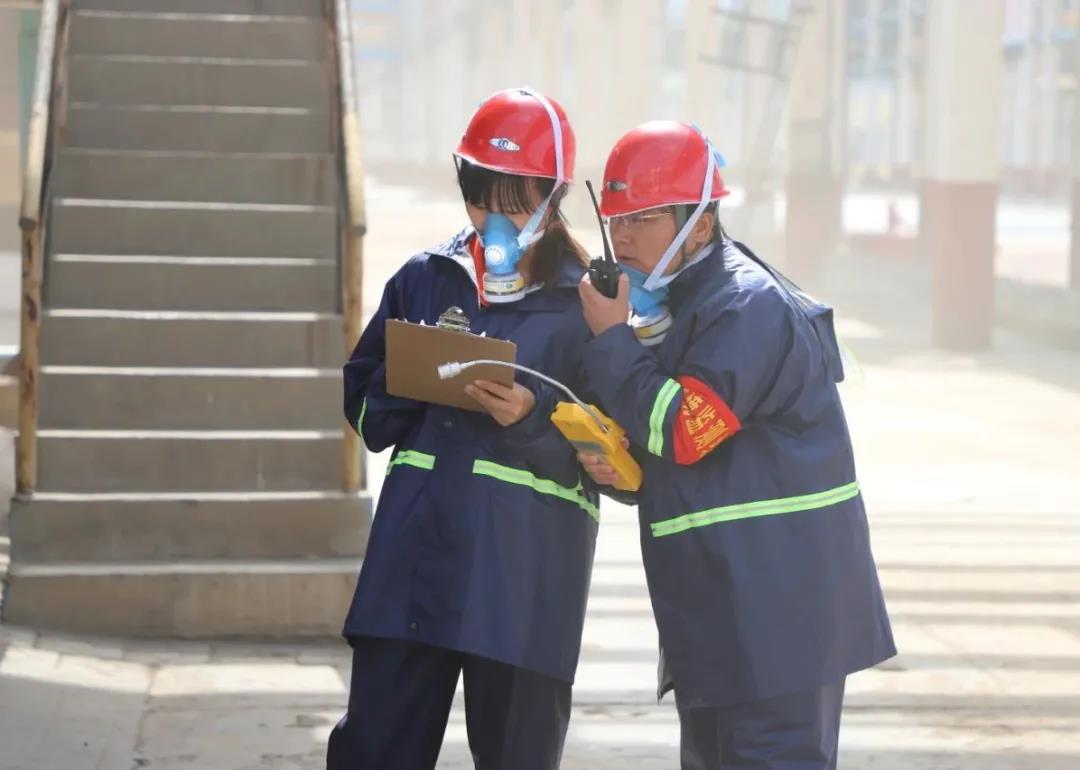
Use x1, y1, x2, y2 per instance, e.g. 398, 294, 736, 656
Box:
489, 137, 520, 152
606, 180, 628, 192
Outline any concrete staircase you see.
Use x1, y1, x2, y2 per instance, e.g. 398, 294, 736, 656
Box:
2, 0, 370, 636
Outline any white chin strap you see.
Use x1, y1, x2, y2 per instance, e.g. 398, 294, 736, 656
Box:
643, 137, 722, 291
514, 87, 566, 250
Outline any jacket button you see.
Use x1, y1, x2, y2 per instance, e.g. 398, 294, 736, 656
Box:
409, 621, 419, 632
443, 420, 453, 429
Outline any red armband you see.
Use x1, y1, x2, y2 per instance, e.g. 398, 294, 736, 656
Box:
672, 375, 741, 465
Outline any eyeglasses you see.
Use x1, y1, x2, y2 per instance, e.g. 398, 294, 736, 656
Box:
603, 210, 674, 230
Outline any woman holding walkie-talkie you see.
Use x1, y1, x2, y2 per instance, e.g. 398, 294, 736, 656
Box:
577, 121, 896, 770
328, 89, 597, 770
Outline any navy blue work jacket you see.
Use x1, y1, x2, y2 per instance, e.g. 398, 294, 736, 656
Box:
584, 239, 896, 708
342, 228, 599, 683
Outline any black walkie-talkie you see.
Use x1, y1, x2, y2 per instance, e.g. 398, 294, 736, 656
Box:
585, 180, 621, 299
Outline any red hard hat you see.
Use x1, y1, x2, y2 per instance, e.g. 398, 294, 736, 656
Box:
455, 88, 575, 182
600, 121, 729, 217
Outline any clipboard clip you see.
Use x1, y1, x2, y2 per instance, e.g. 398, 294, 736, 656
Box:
436, 306, 472, 334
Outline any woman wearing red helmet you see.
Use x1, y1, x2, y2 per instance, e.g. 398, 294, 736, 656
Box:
578, 121, 895, 769
329, 89, 597, 770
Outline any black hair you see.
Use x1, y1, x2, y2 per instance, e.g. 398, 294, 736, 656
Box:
456, 159, 588, 287
457, 158, 556, 214
674, 201, 729, 243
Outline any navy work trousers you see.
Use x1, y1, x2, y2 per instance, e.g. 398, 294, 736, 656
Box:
327, 635, 571, 770
677, 679, 846, 770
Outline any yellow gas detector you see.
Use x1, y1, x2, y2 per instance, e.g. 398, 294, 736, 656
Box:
436, 360, 642, 492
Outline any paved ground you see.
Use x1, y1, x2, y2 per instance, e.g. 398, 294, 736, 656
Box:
1, 177, 1078, 768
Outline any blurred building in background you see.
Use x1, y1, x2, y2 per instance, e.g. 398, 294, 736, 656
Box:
349, 0, 1078, 196
2, 0, 1077, 354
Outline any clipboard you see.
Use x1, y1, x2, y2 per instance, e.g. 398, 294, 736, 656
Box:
385, 317, 517, 412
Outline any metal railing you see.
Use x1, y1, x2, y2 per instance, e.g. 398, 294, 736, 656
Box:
328, 0, 368, 493
16, 0, 66, 495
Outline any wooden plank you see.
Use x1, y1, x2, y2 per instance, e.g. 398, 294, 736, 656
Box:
332, 0, 367, 493
341, 231, 363, 493
335, 0, 367, 236
16, 0, 61, 494
17, 227, 41, 494
18, 0, 59, 231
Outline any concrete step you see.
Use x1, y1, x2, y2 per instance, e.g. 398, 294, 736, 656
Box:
2, 559, 358, 637
40, 311, 342, 368
48, 255, 338, 311
53, 150, 335, 205
9, 492, 369, 562
69, 55, 331, 110
36, 429, 346, 492
69, 11, 326, 60
50, 198, 336, 259
39, 366, 343, 430
76, 0, 325, 17
66, 103, 330, 153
